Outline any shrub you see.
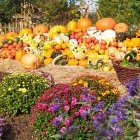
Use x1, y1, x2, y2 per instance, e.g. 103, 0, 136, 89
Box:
31, 76, 120, 139
0, 72, 51, 115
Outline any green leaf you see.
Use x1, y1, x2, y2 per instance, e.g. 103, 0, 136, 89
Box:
50, 134, 62, 138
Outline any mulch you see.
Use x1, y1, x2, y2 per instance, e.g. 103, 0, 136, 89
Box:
0, 59, 128, 140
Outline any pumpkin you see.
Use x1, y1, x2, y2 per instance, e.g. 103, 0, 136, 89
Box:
15, 50, 26, 61
77, 18, 92, 30
33, 24, 49, 36
2, 32, 18, 40
68, 59, 79, 66
78, 59, 88, 67
114, 23, 128, 33
21, 54, 41, 70
67, 20, 77, 31
19, 29, 33, 37
44, 58, 53, 65
49, 26, 67, 39
95, 18, 116, 31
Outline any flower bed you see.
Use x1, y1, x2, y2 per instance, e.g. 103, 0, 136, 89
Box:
31, 75, 120, 139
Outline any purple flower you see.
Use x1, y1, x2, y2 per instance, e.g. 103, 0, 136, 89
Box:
79, 109, 87, 117
111, 117, 118, 124
93, 120, 99, 129
96, 112, 106, 121
53, 117, 60, 126
51, 104, 61, 112
96, 101, 105, 110
80, 94, 88, 102
82, 88, 88, 93
115, 126, 123, 134
64, 106, 70, 111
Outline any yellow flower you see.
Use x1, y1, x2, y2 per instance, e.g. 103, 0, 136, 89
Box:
78, 79, 84, 84
97, 97, 101, 101
102, 92, 106, 96
105, 82, 110, 86
112, 88, 118, 94
73, 83, 77, 86
84, 82, 88, 87
105, 90, 110, 94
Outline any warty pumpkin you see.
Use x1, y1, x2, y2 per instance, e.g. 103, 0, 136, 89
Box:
114, 23, 128, 33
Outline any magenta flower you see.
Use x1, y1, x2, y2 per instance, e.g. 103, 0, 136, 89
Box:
60, 127, 67, 133
64, 106, 70, 111
63, 100, 68, 105
41, 132, 46, 137
71, 97, 77, 106
75, 112, 79, 117
65, 119, 71, 127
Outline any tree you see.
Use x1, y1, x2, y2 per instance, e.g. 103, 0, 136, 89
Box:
97, 0, 140, 26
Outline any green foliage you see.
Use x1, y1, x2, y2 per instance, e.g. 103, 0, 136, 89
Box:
0, 72, 50, 115
32, 0, 80, 25
97, 0, 140, 26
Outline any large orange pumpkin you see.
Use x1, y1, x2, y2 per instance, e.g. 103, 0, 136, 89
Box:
95, 18, 116, 31
67, 20, 77, 31
33, 24, 49, 36
114, 23, 128, 33
21, 54, 41, 70
77, 18, 92, 30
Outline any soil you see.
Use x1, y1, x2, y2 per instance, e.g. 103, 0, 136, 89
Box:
0, 59, 128, 140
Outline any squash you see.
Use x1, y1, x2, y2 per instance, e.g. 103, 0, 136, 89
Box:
77, 18, 92, 30
44, 58, 53, 65
67, 20, 77, 31
78, 59, 88, 67
33, 24, 49, 36
95, 18, 116, 31
19, 29, 33, 37
2, 32, 18, 40
68, 59, 79, 66
21, 54, 41, 70
114, 23, 128, 33
49, 26, 67, 39
15, 50, 26, 61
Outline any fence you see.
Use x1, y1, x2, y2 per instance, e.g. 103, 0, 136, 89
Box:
0, 21, 34, 34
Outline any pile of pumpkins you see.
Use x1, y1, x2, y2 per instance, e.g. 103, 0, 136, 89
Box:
0, 17, 139, 71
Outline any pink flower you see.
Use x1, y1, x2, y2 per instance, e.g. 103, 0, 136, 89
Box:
65, 119, 71, 127
75, 112, 79, 117
63, 100, 68, 105
42, 132, 46, 137
71, 97, 77, 106
60, 127, 66, 133
64, 106, 70, 111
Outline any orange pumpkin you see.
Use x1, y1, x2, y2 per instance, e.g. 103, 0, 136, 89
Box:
15, 50, 26, 61
67, 20, 77, 31
44, 58, 53, 65
95, 18, 116, 31
33, 24, 49, 36
21, 54, 41, 70
68, 59, 79, 66
77, 18, 92, 30
78, 59, 88, 67
114, 23, 128, 33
